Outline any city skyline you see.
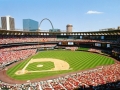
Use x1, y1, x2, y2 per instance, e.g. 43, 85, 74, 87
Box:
0, 0, 120, 32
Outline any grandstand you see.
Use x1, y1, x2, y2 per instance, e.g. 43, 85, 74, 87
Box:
0, 29, 120, 90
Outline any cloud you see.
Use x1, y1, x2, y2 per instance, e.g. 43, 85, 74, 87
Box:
86, 10, 103, 14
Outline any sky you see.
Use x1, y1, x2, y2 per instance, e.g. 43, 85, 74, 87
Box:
0, 0, 120, 32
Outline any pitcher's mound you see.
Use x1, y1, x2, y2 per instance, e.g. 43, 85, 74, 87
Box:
37, 65, 43, 67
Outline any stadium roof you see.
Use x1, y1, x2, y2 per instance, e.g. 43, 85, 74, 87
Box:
0, 29, 120, 35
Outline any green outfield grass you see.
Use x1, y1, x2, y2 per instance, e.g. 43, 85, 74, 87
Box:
7, 50, 114, 80
77, 47, 90, 51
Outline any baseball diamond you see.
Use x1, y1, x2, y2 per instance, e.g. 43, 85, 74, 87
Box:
6, 50, 114, 80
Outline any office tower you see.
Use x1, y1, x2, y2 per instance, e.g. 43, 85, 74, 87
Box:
23, 19, 38, 31
1, 16, 15, 30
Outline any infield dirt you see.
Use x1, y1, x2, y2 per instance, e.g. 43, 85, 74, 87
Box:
15, 58, 71, 75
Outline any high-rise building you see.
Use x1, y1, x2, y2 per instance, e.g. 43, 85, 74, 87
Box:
1, 16, 15, 30
23, 19, 38, 31
66, 24, 73, 32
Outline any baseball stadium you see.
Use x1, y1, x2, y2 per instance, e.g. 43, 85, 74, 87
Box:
0, 19, 120, 90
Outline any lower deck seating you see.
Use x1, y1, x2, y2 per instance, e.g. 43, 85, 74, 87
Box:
0, 62, 120, 90
0, 49, 37, 66
88, 48, 102, 53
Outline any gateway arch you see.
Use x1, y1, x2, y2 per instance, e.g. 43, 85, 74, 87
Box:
39, 18, 54, 30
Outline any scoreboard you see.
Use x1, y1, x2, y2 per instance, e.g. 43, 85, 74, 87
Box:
62, 42, 68, 45
94, 43, 111, 48
58, 42, 74, 45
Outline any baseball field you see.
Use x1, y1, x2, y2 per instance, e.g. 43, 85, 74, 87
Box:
6, 50, 114, 80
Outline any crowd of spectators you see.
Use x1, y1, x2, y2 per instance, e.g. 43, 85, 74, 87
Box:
0, 35, 57, 44
88, 48, 102, 53
65, 47, 78, 51
0, 49, 37, 67
0, 35, 120, 89
0, 35, 119, 44
0, 62, 120, 90
0, 44, 57, 66
0, 44, 56, 52
56, 39, 118, 44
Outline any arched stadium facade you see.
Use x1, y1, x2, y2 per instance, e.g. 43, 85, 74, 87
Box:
0, 29, 120, 90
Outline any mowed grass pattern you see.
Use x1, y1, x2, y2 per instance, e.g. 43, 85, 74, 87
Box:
7, 50, 114, 80
26, 62, 54, 71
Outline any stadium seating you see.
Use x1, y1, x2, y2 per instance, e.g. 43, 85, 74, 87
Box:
65, 47, 78, 51
0, 44, 56, 52
0, 49, 37, 66
0, 35, 57, 44
0, 30, 120, 89
0, 35, 119, 44
0, 44, 56, 66
88, 48, 102, 53
0, 62, 120, 90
